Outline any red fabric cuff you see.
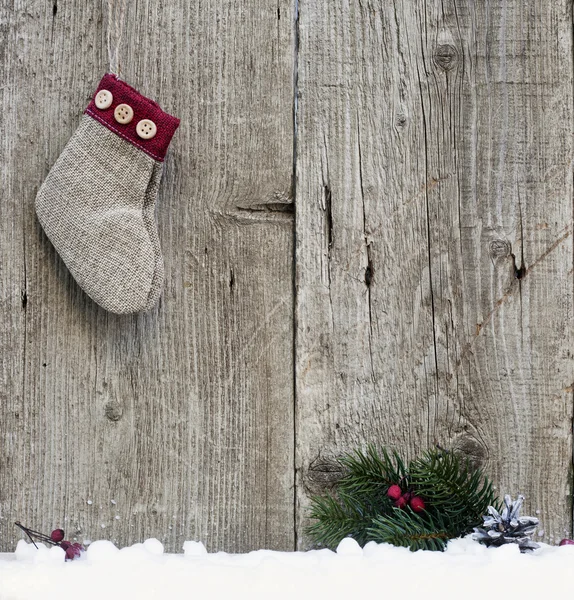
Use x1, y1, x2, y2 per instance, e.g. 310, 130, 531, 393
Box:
84, 74, 180, 162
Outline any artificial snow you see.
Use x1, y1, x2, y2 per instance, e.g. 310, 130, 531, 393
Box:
1, 535, 574, 599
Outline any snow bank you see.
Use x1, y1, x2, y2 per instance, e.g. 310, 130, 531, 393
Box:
0, 536, 573, 600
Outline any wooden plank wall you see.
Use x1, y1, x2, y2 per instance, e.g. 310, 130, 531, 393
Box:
1, 0, 573, 553
0, 0, 295, 552
296, 0, 574, 546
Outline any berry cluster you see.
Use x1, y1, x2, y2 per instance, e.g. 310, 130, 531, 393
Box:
387, 483, 426, 513
15, 522, 84, 561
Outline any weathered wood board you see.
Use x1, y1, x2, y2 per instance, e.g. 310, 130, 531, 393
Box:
0, 0, 295, 552
2, 0, 574, 554
295, 0, 574, 546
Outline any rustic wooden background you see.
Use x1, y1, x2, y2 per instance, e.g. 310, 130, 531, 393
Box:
0, 0, 572, 552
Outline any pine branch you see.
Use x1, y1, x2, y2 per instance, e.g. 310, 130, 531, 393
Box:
368, 509, 451, 552
305, 445, 500, 552
305, 491, 376, 548
408, 448, 499, 529
337, 444, 407, 499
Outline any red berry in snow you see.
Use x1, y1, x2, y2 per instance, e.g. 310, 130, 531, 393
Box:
410, 496, 426, 513
51, 529, 65, 543
60, 540, 71, 550
65, 545, 81, 561
559, 539, 574, 546
387, 485, 402, 501
394, 495, 409, 509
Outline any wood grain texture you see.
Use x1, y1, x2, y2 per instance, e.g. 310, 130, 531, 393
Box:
0, 0, 295, 552
3, 0, 574, 554
295, 0, 574, 546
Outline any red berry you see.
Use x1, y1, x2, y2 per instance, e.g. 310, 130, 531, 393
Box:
410, 496, 426, 513
559, 539, 574, 546
394, 495, 409, 509
60, 540, 71, 550
65, 545, 81, 561
387, 485, 402, 501
51, 529, 65, 543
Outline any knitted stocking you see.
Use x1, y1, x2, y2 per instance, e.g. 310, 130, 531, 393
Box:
35, 74, 180, 314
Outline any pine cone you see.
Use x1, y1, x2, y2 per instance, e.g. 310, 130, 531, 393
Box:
473, 494, 539, 553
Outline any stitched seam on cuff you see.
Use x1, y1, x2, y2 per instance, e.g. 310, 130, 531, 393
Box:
85, 108, 164, 162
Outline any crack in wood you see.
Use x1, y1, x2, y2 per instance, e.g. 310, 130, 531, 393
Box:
320, 138, 336, 334
511, 251, 526, 279
293, 0, 300, 552
322, 184, 333, 252
455, 226, 572, 373
236, 202, 294, 214
513, 197, 526, 279
416, 59, 440, 441
357, 119, 376, 388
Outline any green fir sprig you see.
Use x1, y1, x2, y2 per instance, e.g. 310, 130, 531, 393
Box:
306, 445, 500, 552
369, 508, 451, 552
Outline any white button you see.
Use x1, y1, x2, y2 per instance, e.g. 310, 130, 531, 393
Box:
95, 89, 113, 109
114, 103, 134, 124
136, 119, 157, 140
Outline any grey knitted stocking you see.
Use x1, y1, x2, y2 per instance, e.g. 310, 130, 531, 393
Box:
35, 74, 179, 314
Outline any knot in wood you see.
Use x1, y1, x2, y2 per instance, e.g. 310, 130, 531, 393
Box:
395, 113, 407, 127
433, 44, 459, 71
489, 239, 511, 259
305, 457, 345, 494
104, 401, 123, 422
454, 434, 487, 470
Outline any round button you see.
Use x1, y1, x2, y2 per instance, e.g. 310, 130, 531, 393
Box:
114, 103, 134, 124
95, 89, 113, 109
136, 119, 157, 140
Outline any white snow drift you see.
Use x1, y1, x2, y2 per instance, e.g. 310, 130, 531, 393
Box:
1, 535, 573, 600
